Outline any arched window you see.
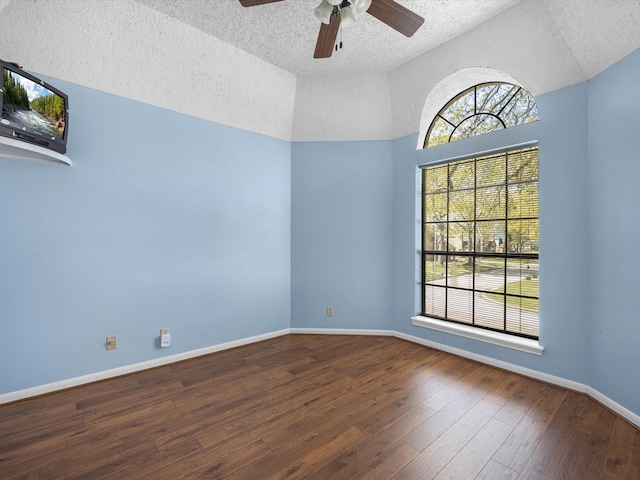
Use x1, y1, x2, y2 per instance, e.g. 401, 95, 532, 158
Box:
416, 81, 541, 345
424, 82, 539, 148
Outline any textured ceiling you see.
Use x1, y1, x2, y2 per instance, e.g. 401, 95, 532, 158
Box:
3, 0, 639, 141
134, 0, 522, 76
543, 0, 640, 78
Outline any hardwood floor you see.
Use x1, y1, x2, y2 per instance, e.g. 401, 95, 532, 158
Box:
1, 334, 639, 479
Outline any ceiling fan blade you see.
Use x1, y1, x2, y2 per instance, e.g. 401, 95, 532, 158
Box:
367, 0, 424, 37
313, 13, 340, 59
238, 0, 284, 6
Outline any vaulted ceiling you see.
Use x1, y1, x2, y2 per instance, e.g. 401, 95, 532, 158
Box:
133, 0, 521, 76
133, 0, 640, 79
1, 0, 639, 142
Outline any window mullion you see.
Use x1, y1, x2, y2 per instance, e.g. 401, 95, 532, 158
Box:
444, 164, 450, 319
421, 170, 426, 315
503, 152, 509, 332
472, 158, 477, 327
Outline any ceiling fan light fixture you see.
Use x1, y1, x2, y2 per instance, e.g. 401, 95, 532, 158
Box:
313, 0, 334, 24
238, 0, 425, 59
339, 4, 357, 28
353, 0, 372, 14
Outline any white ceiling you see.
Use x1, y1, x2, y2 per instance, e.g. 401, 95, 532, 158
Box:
134, 0, 523, 76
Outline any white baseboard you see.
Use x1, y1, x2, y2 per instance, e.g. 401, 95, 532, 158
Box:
393, 331, 586, 393
294, 327, 640, 428
587, 386, 640, 428
289, 327, 394, 336
2, 327, 638, 429
0, 329, 290, 406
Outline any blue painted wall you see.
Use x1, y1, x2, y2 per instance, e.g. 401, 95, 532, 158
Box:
291, 141, 394, 330
587, 49, 640, 415
0, 79, 291, 394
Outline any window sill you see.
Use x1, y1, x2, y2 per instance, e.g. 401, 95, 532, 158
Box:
411, 316, 544, 355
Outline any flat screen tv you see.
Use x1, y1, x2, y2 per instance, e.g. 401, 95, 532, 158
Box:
1, 59, 68, 154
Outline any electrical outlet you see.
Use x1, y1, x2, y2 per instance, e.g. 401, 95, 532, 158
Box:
327, 306, 334, 316
106, 336, 117, 350
160, 329, 171, 348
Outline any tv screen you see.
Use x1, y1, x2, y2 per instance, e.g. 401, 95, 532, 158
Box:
1, 60, 68, 154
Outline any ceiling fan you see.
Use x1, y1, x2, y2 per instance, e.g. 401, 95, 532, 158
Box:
238, 0, 425, 59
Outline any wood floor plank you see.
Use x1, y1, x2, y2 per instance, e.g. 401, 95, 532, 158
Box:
0, 416, 87, 473
476, 459, 518, 479
420, 360, 489, 411
433, 417, 513, 479
491, 384, 568, 472
0, 335, 638, 480
158, 394, 276, 450
193, 394, 309, 452
36, 428, 121, 478
516, 391, 590, 479
162, 440, 272, 480
264, 425, 369, 480
258, 367, 420, 453
493, 377, 550, 426
392, 395, 505, 479
556, 397, 616, 479
402, 368, 511, 452
0, 400, 78, 431
7, 470, 40, 480
259, 390, 377, 454
602, 416, 640, 479
65, 439, 160, 480
597, 472, 628, 480
357, 441, 420, 480
195, 358, 392, 455
74, 377, 179, 411
305, 404, 436, 480
352, 383, 437, 436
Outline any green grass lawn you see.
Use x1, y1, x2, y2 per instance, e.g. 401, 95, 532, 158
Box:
486, 278, 539, 311
424, 257, 504, 281
424, 259, 539, 312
